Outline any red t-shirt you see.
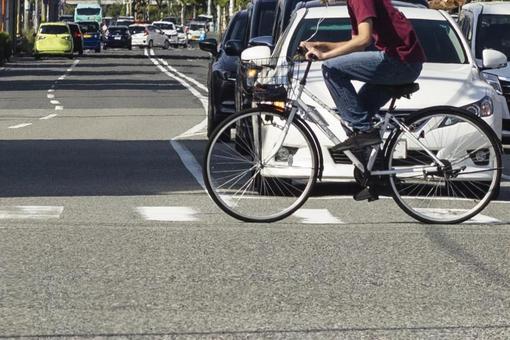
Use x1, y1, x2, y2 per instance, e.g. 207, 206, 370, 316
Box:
348, 0, 426, 63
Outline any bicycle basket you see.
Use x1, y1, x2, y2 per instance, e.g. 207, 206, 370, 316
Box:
242, 57, 297, 103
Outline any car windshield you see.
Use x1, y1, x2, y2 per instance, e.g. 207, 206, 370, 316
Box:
189, 24, 205, 31
154, 23, 174, 30
475, 14, 510, 60
40, 25, 68, 34
77, 8, 100, 16
109, 27, 127, 34
130, 26, 146, 34
79, 22, 99, 33
287, 17, 467, 64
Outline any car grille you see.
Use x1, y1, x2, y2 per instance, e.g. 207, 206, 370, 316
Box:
501, 79, 510, 108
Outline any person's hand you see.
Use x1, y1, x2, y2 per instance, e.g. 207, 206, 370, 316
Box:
299, 41, 316, 51
305, 47, 325, 61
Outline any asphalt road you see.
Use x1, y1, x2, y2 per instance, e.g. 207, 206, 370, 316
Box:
1, 47, 510, 339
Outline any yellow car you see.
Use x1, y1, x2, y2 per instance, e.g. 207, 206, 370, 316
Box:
34, 22, 74, 59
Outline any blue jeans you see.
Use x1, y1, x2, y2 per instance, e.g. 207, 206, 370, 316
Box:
322, 51, 423, 132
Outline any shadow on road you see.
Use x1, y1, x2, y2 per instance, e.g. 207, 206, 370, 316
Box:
0, 139, 206, 197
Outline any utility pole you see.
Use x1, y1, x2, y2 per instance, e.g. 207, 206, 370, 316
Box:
34, 0, 39, 29
228, 0, 233, 18
207, 0, 211, 16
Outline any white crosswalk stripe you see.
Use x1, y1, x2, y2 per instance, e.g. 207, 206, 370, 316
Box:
135, 207, 199, 221
0, 206, 64, 220
292, 209, 344, 224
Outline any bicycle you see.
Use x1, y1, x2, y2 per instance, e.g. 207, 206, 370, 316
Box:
203, 48, 502, 224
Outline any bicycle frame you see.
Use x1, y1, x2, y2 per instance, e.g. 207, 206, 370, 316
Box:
261, 59, 446, 176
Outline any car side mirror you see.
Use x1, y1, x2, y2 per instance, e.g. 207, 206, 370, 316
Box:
199, 38, 218, 56
224, 39, 244, 56
482, 49, 507, 69
241, 45, 271, 63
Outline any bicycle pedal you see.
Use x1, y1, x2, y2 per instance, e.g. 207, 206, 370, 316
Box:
353, 187, 379, 202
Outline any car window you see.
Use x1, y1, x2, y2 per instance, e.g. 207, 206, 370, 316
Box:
287, 18, 352, 57
459, 11, 473, 43
40, 25, 69, 34
287, 17, 467, 64
68, 25, 79, 33
251, 1, 276, 38
154, 23, 174, 30
224, 12, 248, 43
130, 26, 146, 34
148, 26, 156, 31
109, 27, 127, 34
412, 19, 467, 63
76, 8, 100, 15
79, 22, 99, 33
475, 14, 510, 60
176, 26, 184, 33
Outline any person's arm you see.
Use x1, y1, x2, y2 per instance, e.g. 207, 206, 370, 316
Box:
305, 19, 373, 60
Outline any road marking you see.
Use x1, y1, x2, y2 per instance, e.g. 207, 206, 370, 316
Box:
40, 114, 58, 120
66, 68, 72, 72
415, 208, 501, 224
55, 106, 64, 111
145, 48, 207, 113
155, 55, 208, 93
136, 206, 199, 221
502, 174, 510, 181
50, 100, 60, 105
47, 93, 55, 98
8, 123, 32, 129
0, 206, 63, 220
48, 89, 55, 93
58, 75, 66, 80
292, 209, 344, 224
169, 140, 206, 191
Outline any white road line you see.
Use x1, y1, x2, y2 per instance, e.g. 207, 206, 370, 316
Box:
50, 100, 60, 105
40, 114, 58, 120
8, 123, 32, 129
136, 206, 198, 221
66, 68, 72, 72
157, 57, 209, 93
55, 106, 64, 111
145, 48, 207, 113
58, 76, 66, 80
48, 89, 55, 93
0, 206, 63, 220
169, 140, 206, 191
502, 174, 510, 181
47, 93, 55, 98
292, 209, 344, 224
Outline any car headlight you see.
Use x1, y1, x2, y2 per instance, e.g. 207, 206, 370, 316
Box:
462, 96, 493, 117
481, 73, 503, 95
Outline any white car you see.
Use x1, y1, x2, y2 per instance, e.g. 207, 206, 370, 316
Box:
129, 24, 170, 49
153, 21, 179, 45
242, 2, 507, 182
458, 2, 510, 146
175, 25, 189, 47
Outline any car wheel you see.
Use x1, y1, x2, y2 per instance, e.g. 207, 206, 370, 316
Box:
148, 40, 153, 48
79, 48, 83, 55
68, 54, 74, 59
163, 40, 170, 49
34, 54, 41, 60
95, 46, 101, 53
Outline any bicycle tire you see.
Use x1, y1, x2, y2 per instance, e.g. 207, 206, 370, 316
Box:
204, 107, 319, 222
385, 106, 502, 224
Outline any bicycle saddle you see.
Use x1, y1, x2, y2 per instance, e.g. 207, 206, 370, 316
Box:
377, 83, 420, 99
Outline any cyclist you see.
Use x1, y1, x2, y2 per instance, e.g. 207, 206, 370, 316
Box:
300, 0, 426, 151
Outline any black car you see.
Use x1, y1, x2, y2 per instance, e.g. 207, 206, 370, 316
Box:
67, 22, 83, 55
235, 0, 277, 111
104, 26, 132, 49
272, 0, 309, 43
199, 10, 249, 137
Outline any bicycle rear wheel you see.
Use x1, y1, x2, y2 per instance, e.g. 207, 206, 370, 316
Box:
386, 107, 502, 224
204, 108, 319, 222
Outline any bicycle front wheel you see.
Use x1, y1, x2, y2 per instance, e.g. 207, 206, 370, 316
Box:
386, 107, 502, 224
204, 108, 319, 222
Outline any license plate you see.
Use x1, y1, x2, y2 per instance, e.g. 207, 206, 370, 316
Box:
114, 36, 121, 40
393, 140, 407, 159
84, 34, 91, 38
